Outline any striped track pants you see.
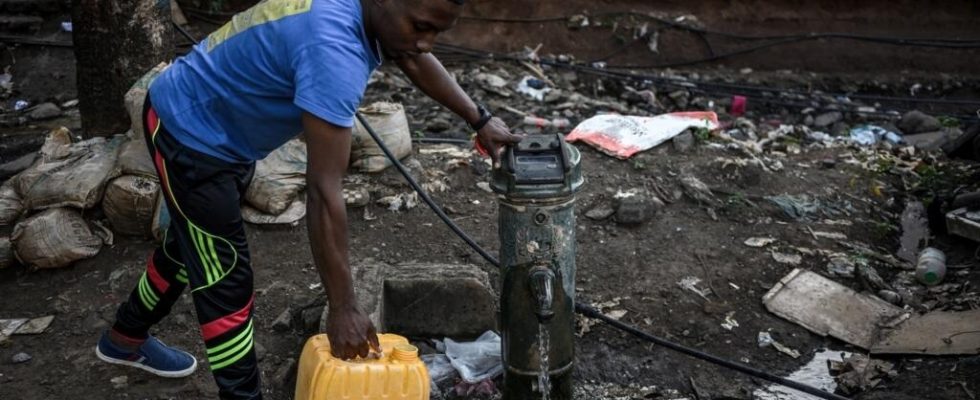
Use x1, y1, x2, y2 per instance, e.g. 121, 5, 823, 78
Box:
112, 93, 261, 399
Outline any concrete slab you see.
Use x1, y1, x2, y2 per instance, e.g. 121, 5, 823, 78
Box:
383, 262, 497, 338
319, 261, 497, 339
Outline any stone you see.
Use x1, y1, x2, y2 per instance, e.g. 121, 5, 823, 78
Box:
254, 341, 267, 361
343, 187, 371, 207
11, 352, 31, 363
898, 110, 942, 135
426, 117, 452, 132
614, 196, 653, 226
668, 90, 690, 109
813, 111, 843, 128
803, 115, 815, 126
382, 263, 496, 337
271, 308, 292, 332
0, 152, 36, 181
585, 202, 615, 220
672, 130, 695, 152
904, 129, 954, 151
28, 103, 61, 120
110, 375, 128, 389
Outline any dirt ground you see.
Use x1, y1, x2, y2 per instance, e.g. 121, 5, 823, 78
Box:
1, 6, 980, 400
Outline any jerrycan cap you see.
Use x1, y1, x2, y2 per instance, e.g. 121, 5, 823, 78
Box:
391, 344, 419, 361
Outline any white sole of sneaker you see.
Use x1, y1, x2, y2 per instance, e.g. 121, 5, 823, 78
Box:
95, 345, 198, 378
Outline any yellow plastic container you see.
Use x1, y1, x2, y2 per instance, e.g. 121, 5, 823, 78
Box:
295, 333, 430, 400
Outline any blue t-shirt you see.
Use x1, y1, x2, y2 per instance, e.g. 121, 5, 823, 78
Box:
150, 0, 382, 163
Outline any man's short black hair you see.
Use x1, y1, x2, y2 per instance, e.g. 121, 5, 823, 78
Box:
446, 0, 465, 4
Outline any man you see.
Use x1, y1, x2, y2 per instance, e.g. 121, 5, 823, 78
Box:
94, 0, 521, 398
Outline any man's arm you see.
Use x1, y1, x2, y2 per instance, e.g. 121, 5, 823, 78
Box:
396, 53, 521, 166
303, 112, 379, 360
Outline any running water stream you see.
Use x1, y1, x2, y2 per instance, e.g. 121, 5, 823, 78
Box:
537, 323, 551, 400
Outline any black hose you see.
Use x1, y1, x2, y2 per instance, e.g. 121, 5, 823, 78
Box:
356, 113, 851, 400
172, 20, 198, 44
574, 303, 849, 400
411, 137, 472, 145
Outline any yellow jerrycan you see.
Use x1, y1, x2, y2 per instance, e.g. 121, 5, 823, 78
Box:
295, 333, 430, 400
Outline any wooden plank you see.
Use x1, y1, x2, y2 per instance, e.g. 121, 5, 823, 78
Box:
871, 309, 980, 355
762, 269, 908, 350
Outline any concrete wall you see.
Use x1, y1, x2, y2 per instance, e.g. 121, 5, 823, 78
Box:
441, 0, 980, 74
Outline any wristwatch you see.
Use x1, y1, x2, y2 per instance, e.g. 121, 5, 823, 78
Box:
469, 104, 493, 132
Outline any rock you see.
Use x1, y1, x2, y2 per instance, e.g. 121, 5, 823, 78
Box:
343, 187, 370, 207
380, 263, 496, 337
614, 200, 648, 225
668, 90, 690, 109
679, 174, 719, 206
813, 111, 843, 128
476, 181, 493, 193
903, 129, 959, 151
254, 341, 266, 361
820, 158, 837, 169
585, 202, 615, 220
11, 352, 31, 363
898, 110, 942, 134
110, 375, 128, 389
877, 290, 902, 305
272, 308, 292, 332
672, 130, 695, 152
803, 115, 815, 126
613, 192, 659, 226
0, 152, 36, 181
27, 102, 62, 120
426, 117, 451, 132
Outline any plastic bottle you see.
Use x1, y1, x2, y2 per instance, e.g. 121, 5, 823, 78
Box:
294, 333, 430, 400
915, 247, 946, 286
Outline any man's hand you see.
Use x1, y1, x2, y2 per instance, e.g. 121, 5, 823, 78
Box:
476, 116, 523, 169
301, 111, 380, 360
395, 54, 523, 167
326, 304, 380, 360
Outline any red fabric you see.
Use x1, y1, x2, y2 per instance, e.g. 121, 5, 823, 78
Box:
145, 255, 170, 293
473, 138, 489, 157
201, 295, 254, 341
730, 95, 747, 117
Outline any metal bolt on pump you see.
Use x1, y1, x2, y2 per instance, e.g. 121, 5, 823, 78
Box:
491, 133, 584, 400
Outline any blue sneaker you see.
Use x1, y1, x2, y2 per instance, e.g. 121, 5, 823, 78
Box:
95, 332, 198, 378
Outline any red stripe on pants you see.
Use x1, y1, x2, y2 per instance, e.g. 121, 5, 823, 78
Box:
201, 295, 254, 341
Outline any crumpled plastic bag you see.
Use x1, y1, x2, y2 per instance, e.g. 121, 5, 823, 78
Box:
444, 330, 502, 383
567, 111, 719, 159
850, 125, 903, 146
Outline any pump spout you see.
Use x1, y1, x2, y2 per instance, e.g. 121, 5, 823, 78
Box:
528, 266, 556, 323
